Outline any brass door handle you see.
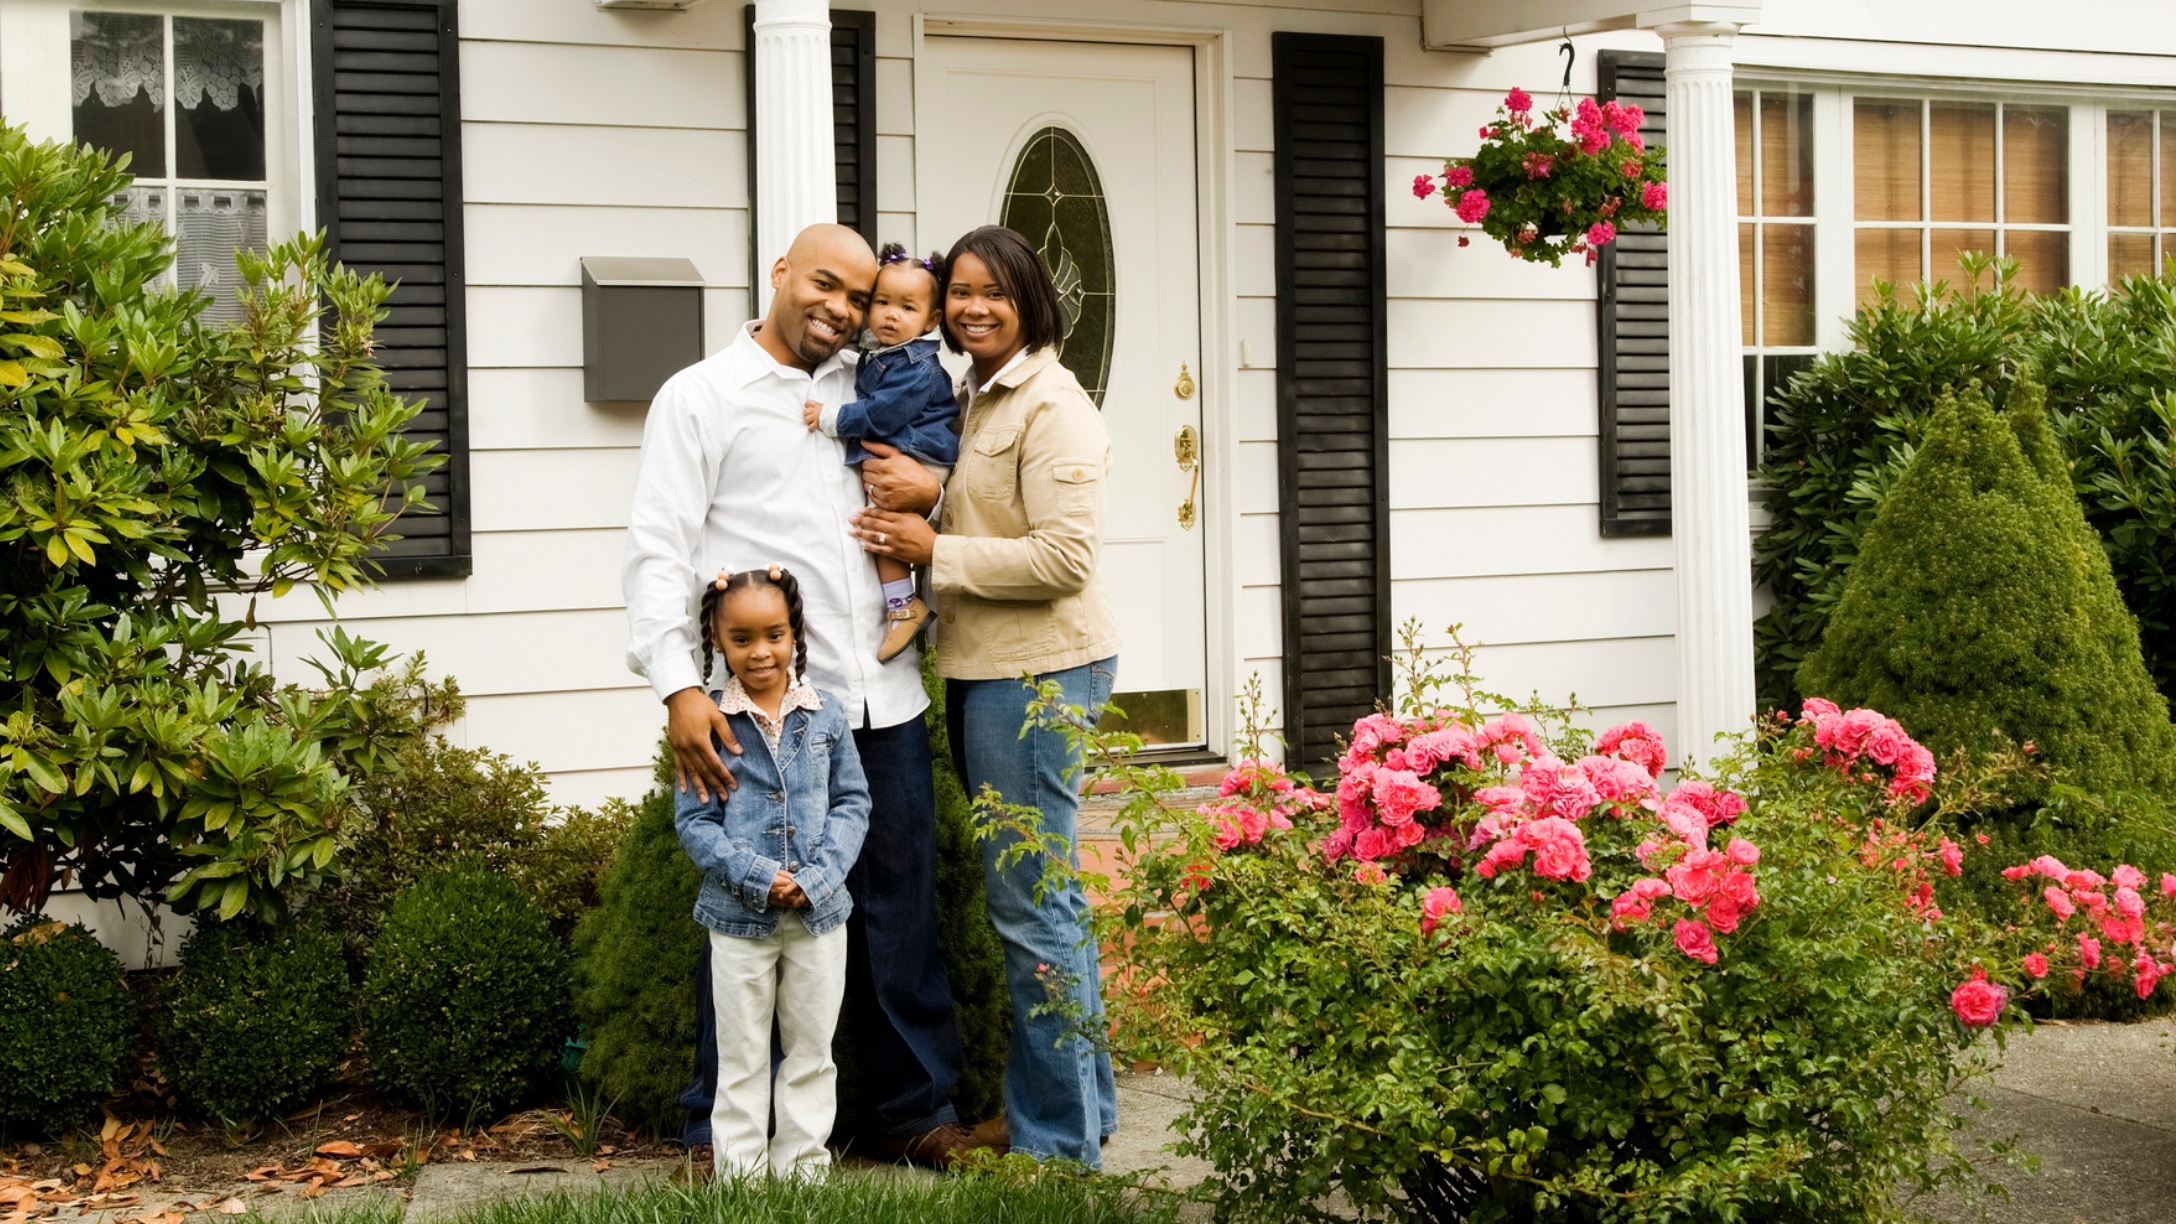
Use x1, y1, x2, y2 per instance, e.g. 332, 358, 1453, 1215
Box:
1175, 424, 1199, 530
1174, 362, 1196, 400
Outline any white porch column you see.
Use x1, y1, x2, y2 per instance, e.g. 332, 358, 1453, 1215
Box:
1657, 21, 1754, 769
751, 0, 836, 313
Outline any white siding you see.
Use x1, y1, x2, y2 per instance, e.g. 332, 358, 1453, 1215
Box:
242, 0, 2176, 802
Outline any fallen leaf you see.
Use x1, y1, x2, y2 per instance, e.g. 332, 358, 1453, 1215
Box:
591, 1159, 611, 1173
216, 1200, 248, 1215
315, 1141, 363, 1158
597, 1145, 616, 1156
299, 1182, 326, 1200
457, 1150, 475, 1163
242, 1168, 275, 1182
330, 1176, 366, 1189
371, 1172, 396, 1183
360, 1141, 402, 1159
342, 1114, 362, 1123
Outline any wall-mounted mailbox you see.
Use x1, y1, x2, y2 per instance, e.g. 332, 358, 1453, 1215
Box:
581, 256, 706, 403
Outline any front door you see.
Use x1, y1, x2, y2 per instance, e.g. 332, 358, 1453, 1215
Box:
918, 36, 1207, 747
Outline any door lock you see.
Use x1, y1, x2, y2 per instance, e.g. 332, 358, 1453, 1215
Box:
1173, 362, 1196, 400
1175, 424, 1200, 530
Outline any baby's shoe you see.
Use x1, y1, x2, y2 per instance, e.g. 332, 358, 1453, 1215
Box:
878, 595, 931, 662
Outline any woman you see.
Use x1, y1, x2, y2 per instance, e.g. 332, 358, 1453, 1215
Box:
852, 225, 1121, 1166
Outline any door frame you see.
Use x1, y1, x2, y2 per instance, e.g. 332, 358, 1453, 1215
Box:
912, 13, 1242, 759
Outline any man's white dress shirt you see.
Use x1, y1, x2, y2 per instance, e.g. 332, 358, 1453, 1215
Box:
624, 322, 929, 730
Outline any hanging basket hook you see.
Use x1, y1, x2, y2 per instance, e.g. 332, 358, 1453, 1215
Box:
1558, 32, 1576, 94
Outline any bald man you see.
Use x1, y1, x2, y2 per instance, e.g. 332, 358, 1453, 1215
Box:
625, 224, 978, 1167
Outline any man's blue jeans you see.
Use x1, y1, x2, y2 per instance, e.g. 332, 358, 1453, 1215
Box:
683, 714, 964, 1145
950, 658, 1120, 1166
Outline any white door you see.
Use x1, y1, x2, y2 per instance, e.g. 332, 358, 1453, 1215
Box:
918, 37, 1207, 746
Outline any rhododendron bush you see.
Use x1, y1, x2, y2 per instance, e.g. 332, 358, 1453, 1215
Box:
1097, 636, 2017, 1223
1415, 88, 1668, 267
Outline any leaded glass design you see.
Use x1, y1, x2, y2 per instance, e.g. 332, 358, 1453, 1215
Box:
999, 127, 1114, 406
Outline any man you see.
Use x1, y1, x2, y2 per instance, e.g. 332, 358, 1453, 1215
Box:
623, 223, 981, 1166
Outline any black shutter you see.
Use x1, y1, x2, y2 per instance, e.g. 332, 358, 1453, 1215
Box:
1595, 50, 1670, 538
1272, 33, 1391, 770
742, 7, 881, 315
311, 0, 470, 578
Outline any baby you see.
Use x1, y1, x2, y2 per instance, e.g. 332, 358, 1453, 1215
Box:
803, 243, 961, 661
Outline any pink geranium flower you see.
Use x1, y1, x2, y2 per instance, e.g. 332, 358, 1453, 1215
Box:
1522, 152, 1554, 179
1445, 164, 1474, 188
1673, 918, 1718, 964
1642, 180, 1668, 210
1412, 174, 1438, 200
1454, 189, 1491, 224
1585, 221, 1617, 247
1505, 86, 1533, 114
1949, 967, 2006, 1028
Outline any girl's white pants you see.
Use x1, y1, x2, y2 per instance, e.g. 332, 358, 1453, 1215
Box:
707, 917, 847, 1178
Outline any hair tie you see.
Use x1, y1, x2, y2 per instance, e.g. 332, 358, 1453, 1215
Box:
713, 570, 731, 590
767, 564, 783, 580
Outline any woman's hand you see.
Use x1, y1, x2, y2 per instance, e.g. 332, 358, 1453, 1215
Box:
851, 507, 936, 567
860, 441, 940, 514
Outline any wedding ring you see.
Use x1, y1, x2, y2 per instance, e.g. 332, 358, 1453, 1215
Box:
878, 531, 889, 546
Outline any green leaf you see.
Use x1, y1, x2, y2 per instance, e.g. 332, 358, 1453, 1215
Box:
0, 801, 29, 841
218, 877, 249, 921
0, 360, 23, 387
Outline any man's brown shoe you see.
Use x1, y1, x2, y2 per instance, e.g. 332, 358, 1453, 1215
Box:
869, 1121, 975, 1169
966, 1116, 1011, 1155
876, 596, 930, 662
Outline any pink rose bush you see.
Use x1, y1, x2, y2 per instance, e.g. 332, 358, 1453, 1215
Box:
1415, 86, 1669, 266
1995, 851, 2176, 1001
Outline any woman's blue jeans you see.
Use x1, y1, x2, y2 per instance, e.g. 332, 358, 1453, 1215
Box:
950, 658, 1119, 1166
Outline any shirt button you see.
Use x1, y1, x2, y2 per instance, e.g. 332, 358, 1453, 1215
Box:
789, 862, 801, 871
944, 611, 956, 624
786, 826, 796, 836
770, 791, 784, 802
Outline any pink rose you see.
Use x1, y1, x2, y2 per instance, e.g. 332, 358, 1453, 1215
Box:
1667, 848, 1727, 907
2043, 886, 2076, 919
1354, 861, 1389, 885
2022, 953, 2049, 979
1949, 967, 2006, 1028
1673, 918, 1719, 964
1800, 697, 1841, 723
2135, 954, 2170, 999
1523, 816, 1592, 882
1454, 189, 1491, 224
1611, 890, 1654, 927
2113, 864, 2146, 890
1421, 886, 1462, 935
1579, 755, 1657, 805
2163, 872, 2176, 897
1372, 768, 1443, 828
1938, 837, 1963, 877
2031, 856, 2071, 881
1726, 838, 1761, 866
1354, 827, 1392, 860
1412, 173, 1438, 200
1505, 86, 1533, 114
1659, 798, 1710, 848
1445, 164, 1474, 188
1641, 180, 1668, 210
1594, 720, 1668, 778
1863, 721, 1912, 766
2079, 932, 2103, 970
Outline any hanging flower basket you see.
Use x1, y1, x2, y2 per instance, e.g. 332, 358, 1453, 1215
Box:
1416, 87, 1669, 267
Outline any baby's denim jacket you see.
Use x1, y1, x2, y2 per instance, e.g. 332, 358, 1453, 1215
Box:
837, 336, 962, 466
673, 687, 870, 938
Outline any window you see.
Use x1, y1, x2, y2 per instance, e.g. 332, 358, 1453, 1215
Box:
2108, 110, 2176, 279
71, 9, 268, 325
1852, 97, 2070, 300
999, 127, 1115, 407
1736, 88, 1816, 469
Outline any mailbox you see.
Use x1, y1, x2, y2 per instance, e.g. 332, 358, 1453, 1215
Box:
581, 256, 706, 403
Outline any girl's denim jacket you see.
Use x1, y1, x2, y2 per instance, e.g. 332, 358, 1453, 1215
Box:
673, 688, 870, 939
825, 335, 961, 467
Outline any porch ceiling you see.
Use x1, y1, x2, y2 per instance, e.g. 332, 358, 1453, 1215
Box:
1421, 1, 1764, 50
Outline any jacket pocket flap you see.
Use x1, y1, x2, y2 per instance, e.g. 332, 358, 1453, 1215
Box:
971, 426, 1022, 456
1052, 460, 1098, 484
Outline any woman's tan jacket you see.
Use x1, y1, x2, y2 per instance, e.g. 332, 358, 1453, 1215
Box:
929, 346, 1121, 681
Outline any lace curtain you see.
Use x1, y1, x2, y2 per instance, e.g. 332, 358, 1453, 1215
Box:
71, 13, 263, 112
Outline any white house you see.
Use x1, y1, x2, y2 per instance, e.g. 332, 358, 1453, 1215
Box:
5, 0, 2174, 822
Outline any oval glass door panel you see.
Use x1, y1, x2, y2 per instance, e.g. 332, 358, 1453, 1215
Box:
999, 127, 1114, 407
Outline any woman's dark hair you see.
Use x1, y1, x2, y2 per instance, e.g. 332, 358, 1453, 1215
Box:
698, 566, 809, 686
938, 225, 1064, 356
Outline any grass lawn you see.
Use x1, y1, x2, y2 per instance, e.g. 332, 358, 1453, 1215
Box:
266, 1171, 1186, 1224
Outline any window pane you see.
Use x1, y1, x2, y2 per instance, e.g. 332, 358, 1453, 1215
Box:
1740, 221, 1755, 344
2003, 105, 2068, 225
2109, 232, 2157, 281
107, 185, 166, 231
1930, 102, 1996, 223
2164, 115, 2176, 228
2109, 110, 2156, 229
2004, 228, 2068, 294
71, 11, 166, 178
1856, 227, 1921, 306
1762, 224, 1815, 345
176, 188, 267, 326
175, 19, 265, 181
1855, 99, 1922, 221
1761, 92, 1814, 218
1735, 91, 1754, 217
1931, 228, 1995, 291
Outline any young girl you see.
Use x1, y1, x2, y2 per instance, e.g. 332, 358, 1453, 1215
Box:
674, 565, 870, 1179
803, 243, 960, 661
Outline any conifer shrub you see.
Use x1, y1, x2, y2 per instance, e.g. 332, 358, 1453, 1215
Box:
918, 655, 1009, 1123
156, 918, 351, 1122
0, 917, 133, 1136
572, 750, 704, 1136
362, 864, 571, 1118
1796, 380, 2176, 801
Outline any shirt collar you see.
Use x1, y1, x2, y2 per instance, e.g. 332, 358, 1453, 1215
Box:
976, 345, 1035, 394
716, 673, 824, 721
728, 320, 855, 389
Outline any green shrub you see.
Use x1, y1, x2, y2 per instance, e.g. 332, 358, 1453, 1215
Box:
362, 864, 570, 1118
1797, 380, 2176, 800
0, 122, 441, 920
1755, 261, 2176, 710
324, 729, 631, 964
155, 918, 351, 1122
918, 654, 1009, 1124
0, 917, 133, 1137
572, 749, 704, 1136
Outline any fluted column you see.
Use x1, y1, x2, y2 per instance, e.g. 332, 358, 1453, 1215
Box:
752, 0, 836, 314
1658, 21, 1754, 769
